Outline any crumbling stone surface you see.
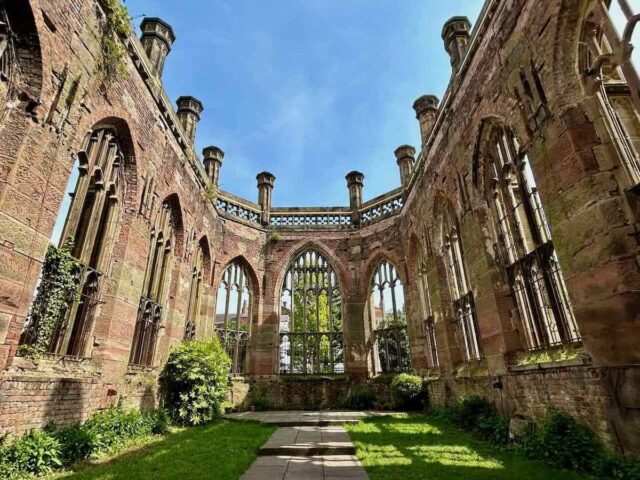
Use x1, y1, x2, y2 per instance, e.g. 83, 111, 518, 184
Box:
0, 0, 638, 454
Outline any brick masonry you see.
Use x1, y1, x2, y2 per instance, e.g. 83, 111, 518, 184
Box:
0, 0, 638, 455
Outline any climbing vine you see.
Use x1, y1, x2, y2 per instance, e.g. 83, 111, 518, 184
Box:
97, 0, 132, 80
22, 241, 80, 356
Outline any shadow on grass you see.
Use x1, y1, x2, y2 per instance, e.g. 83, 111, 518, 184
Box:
345, 415, 592, 480
50, 420, 276, 480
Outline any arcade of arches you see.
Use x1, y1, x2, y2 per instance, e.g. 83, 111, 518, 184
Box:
0, 0, 639, 456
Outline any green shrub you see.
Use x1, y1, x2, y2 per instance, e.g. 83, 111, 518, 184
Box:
390, 374, 427, 411
345, 385, 376, 410
452, 395, 496, 429
142, 408, 170, 435
161, 338, 231, 425
53, 423, 98, 464
4, 430, 62, 476
522, 409, 603, 474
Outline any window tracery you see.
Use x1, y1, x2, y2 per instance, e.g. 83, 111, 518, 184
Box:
129, 199, 175, 366
279, 250, 344, 374
21, 128, 125, 357
443, 215, 482, 361
216, 260, 252, 374
370, 260, 411, 373
487, 127, 580, 350
580, 1, 640, 185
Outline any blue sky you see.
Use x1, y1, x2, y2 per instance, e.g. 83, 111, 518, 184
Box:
125, 1, 484, 207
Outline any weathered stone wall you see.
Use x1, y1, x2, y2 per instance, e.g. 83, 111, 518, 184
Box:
0, 0, 638, 455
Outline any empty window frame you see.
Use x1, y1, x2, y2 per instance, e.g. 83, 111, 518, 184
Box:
579, 2, 640, 185
443, 220, 482, 362
279, 250, 344, 374
184, 242, 205, 341
216, 261, 252, 374
129, 200, 175, 366
488, 127, 580, 350
370, 260, 411, 373
20, 128, 125, 358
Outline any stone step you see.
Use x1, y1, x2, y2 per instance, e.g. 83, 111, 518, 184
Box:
269, 419, 360, 427
259, 442, 356, 456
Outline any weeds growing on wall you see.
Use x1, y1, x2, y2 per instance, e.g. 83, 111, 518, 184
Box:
97, 0, 132, 80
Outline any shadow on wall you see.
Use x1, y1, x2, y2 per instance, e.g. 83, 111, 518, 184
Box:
43, 378, 91, 429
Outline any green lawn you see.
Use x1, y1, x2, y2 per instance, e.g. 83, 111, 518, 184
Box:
345, 415, 592, 480
49, 420, 276, 480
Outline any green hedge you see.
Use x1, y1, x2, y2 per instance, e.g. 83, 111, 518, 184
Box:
0, 406, 168, 479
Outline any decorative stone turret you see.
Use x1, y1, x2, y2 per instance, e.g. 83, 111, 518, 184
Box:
413, 95, 439, 148
442, 16, 471, 72
257, 171, 275, 226
176, 96, 203, 146
395, 145, 416, 187
346, 171, 364, 225
203, 146, 224, 187
140, 17, 176, 77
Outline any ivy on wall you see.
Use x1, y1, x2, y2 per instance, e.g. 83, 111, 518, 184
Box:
22, 242, 80, 356
97, 0, 132, 80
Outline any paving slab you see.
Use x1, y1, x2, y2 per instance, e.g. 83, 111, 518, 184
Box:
237, 411, 378, 479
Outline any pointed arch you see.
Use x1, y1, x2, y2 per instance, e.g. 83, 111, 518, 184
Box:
278, 247, 345, 375
1, 0, 43, 103
273, 239, 348, 299
472, 115, 510, 190
475, 121, 580, 350
20, 118, 138, 358
197, 235, 212, 285
215, 255, 257, 374
367, 256, 411, 373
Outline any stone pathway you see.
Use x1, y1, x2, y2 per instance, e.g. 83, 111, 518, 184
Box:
226, 411, 390, 480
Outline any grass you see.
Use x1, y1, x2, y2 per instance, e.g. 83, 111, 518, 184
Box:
48, 420, 276, 480
345, 414, 593, 480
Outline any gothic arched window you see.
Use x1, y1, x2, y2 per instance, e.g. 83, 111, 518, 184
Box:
579, 1, 640, 185
216, 261, 253, 374
20, 128, 125, 357
443, 214, 482, 362
487, 127, 580, 350
370, 260, 411, 373
416, 239, 439, 369
129, 199, 175, 366
184, 240, 206, 341
279, 250, 344, 374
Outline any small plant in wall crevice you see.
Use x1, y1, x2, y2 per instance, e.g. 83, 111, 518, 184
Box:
96, 0, 132, 81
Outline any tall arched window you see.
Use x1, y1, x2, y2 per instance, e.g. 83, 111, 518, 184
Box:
216, 261, 252, 374
579, 2, 640, 185
416, 238, 439, 369
279, 250, 343, 374
370, 260, 411, 373
0, 5, 11, 95
129, 199, 175, 366
487, 127, 580, 350
184, 240, 206, 341
20, 128, 125, 357
443, 213, 482, 362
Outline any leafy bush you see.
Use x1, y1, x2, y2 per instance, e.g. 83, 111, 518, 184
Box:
429, 396, 507, 445
522, 409, 603, 474
161, 338, 231, 425
390, 374, 427, 411
344, 385, 377, 410
53, 423, 98, 464
4, 430, 62, 476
